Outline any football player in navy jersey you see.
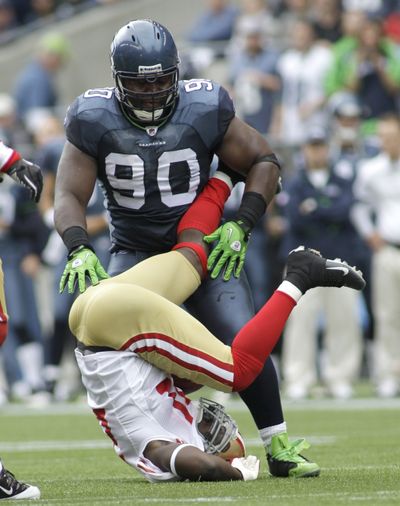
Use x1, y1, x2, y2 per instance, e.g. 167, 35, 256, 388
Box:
54, 19, 319, 477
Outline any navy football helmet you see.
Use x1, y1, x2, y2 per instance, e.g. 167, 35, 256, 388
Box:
110, 19, 180, 126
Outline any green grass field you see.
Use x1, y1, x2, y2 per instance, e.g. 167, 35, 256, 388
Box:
1, 393, 399, 505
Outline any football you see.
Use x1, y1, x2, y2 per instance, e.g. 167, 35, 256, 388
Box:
216, 432, 246, 462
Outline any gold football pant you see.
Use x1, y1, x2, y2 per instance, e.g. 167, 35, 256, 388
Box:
70, 250, 296, 392
70, 251, 235, 391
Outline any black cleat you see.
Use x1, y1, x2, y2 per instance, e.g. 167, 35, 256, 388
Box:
0, 466, 40, 500
285, 246, 366, 294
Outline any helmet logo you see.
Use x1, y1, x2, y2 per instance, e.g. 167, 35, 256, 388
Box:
139, 64, 162, 74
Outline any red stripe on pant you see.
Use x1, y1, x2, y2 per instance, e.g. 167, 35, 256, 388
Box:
121, 332, 234, 389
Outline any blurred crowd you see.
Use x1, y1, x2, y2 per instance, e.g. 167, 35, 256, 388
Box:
0, 0, 120, 44
0, 0, 400, 406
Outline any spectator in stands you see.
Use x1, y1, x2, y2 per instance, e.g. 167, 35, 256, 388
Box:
23, 0, 57, 25
330, 10, 366, 65
13, 31, 69, 126
280, 126, 364, 400
0, 94, 32, 155
342, 0, 398, 18
325, 16, 400, 137
383, 6, 400, 43
310, 0, 343, 44
31, 114, 110, 400
329, 92, 379, 172
328, 91, 378, 353
0, 0, 18, 44
11, 0, 33, 25
0, 179, 49, 401
351, 114, 400, 398
275, 18, 333, 157
273, 0, 311, 49
187, 0, 239, 43
232, 0, 281, 49
228, 18, 280, 135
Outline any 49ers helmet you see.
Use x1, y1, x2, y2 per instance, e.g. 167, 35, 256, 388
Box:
196, 398, 239, 454
110, 19, 180, 126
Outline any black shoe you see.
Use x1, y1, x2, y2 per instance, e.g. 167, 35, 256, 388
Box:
285, 246, 366, 293
0, 467, 40, 500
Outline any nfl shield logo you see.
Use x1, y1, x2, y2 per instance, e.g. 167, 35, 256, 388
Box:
146, 126, 158, 136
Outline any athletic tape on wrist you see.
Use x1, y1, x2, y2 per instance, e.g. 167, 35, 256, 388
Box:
172, 242, 208, 277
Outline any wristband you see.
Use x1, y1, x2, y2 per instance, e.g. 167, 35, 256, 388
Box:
172, 241, 208, 277
62, 226, 93, 255
0, 145, 21, 173
235, 192, 266, 233
170, 444, 196, 476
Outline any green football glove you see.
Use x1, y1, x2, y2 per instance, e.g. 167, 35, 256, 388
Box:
203, 221, 250, 281
59, 246, 109, 294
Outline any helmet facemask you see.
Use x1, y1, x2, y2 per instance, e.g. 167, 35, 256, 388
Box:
196, 397, 238, 454
113, 65, 179, 125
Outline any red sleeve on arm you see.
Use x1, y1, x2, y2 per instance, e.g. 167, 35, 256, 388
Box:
0, 142, 21, 173
177, 173, 232, 235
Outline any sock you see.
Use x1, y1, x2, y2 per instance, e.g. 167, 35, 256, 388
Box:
232, 287, 298, 391
259, 422, 287, 449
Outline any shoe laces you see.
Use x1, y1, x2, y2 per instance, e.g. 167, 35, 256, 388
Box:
272, 437, 311, 463
1, 468, 26, 493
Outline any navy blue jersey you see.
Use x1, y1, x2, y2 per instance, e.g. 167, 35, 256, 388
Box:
65, 80, 235, 251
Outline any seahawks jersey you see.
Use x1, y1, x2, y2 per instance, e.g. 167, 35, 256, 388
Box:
65, 80, 235, 251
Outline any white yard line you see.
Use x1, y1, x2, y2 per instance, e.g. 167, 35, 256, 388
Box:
0, 436, 338, 452
0, 396, 399, 417
31, 489, 400, 504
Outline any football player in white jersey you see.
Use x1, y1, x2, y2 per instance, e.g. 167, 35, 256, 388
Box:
70, 173, 365, 483
0, 141, 42, 500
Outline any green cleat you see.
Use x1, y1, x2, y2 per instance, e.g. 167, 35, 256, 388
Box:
267, 433, 321, 478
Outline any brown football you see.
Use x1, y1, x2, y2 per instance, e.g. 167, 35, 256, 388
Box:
217, 432, 246, 462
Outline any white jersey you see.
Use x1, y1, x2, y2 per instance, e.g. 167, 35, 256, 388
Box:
75, 349, 205, 483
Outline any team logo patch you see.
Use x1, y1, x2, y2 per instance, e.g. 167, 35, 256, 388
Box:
138, 64, 162, 74
72, 258, 83, 268
230, 241, 241, 252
